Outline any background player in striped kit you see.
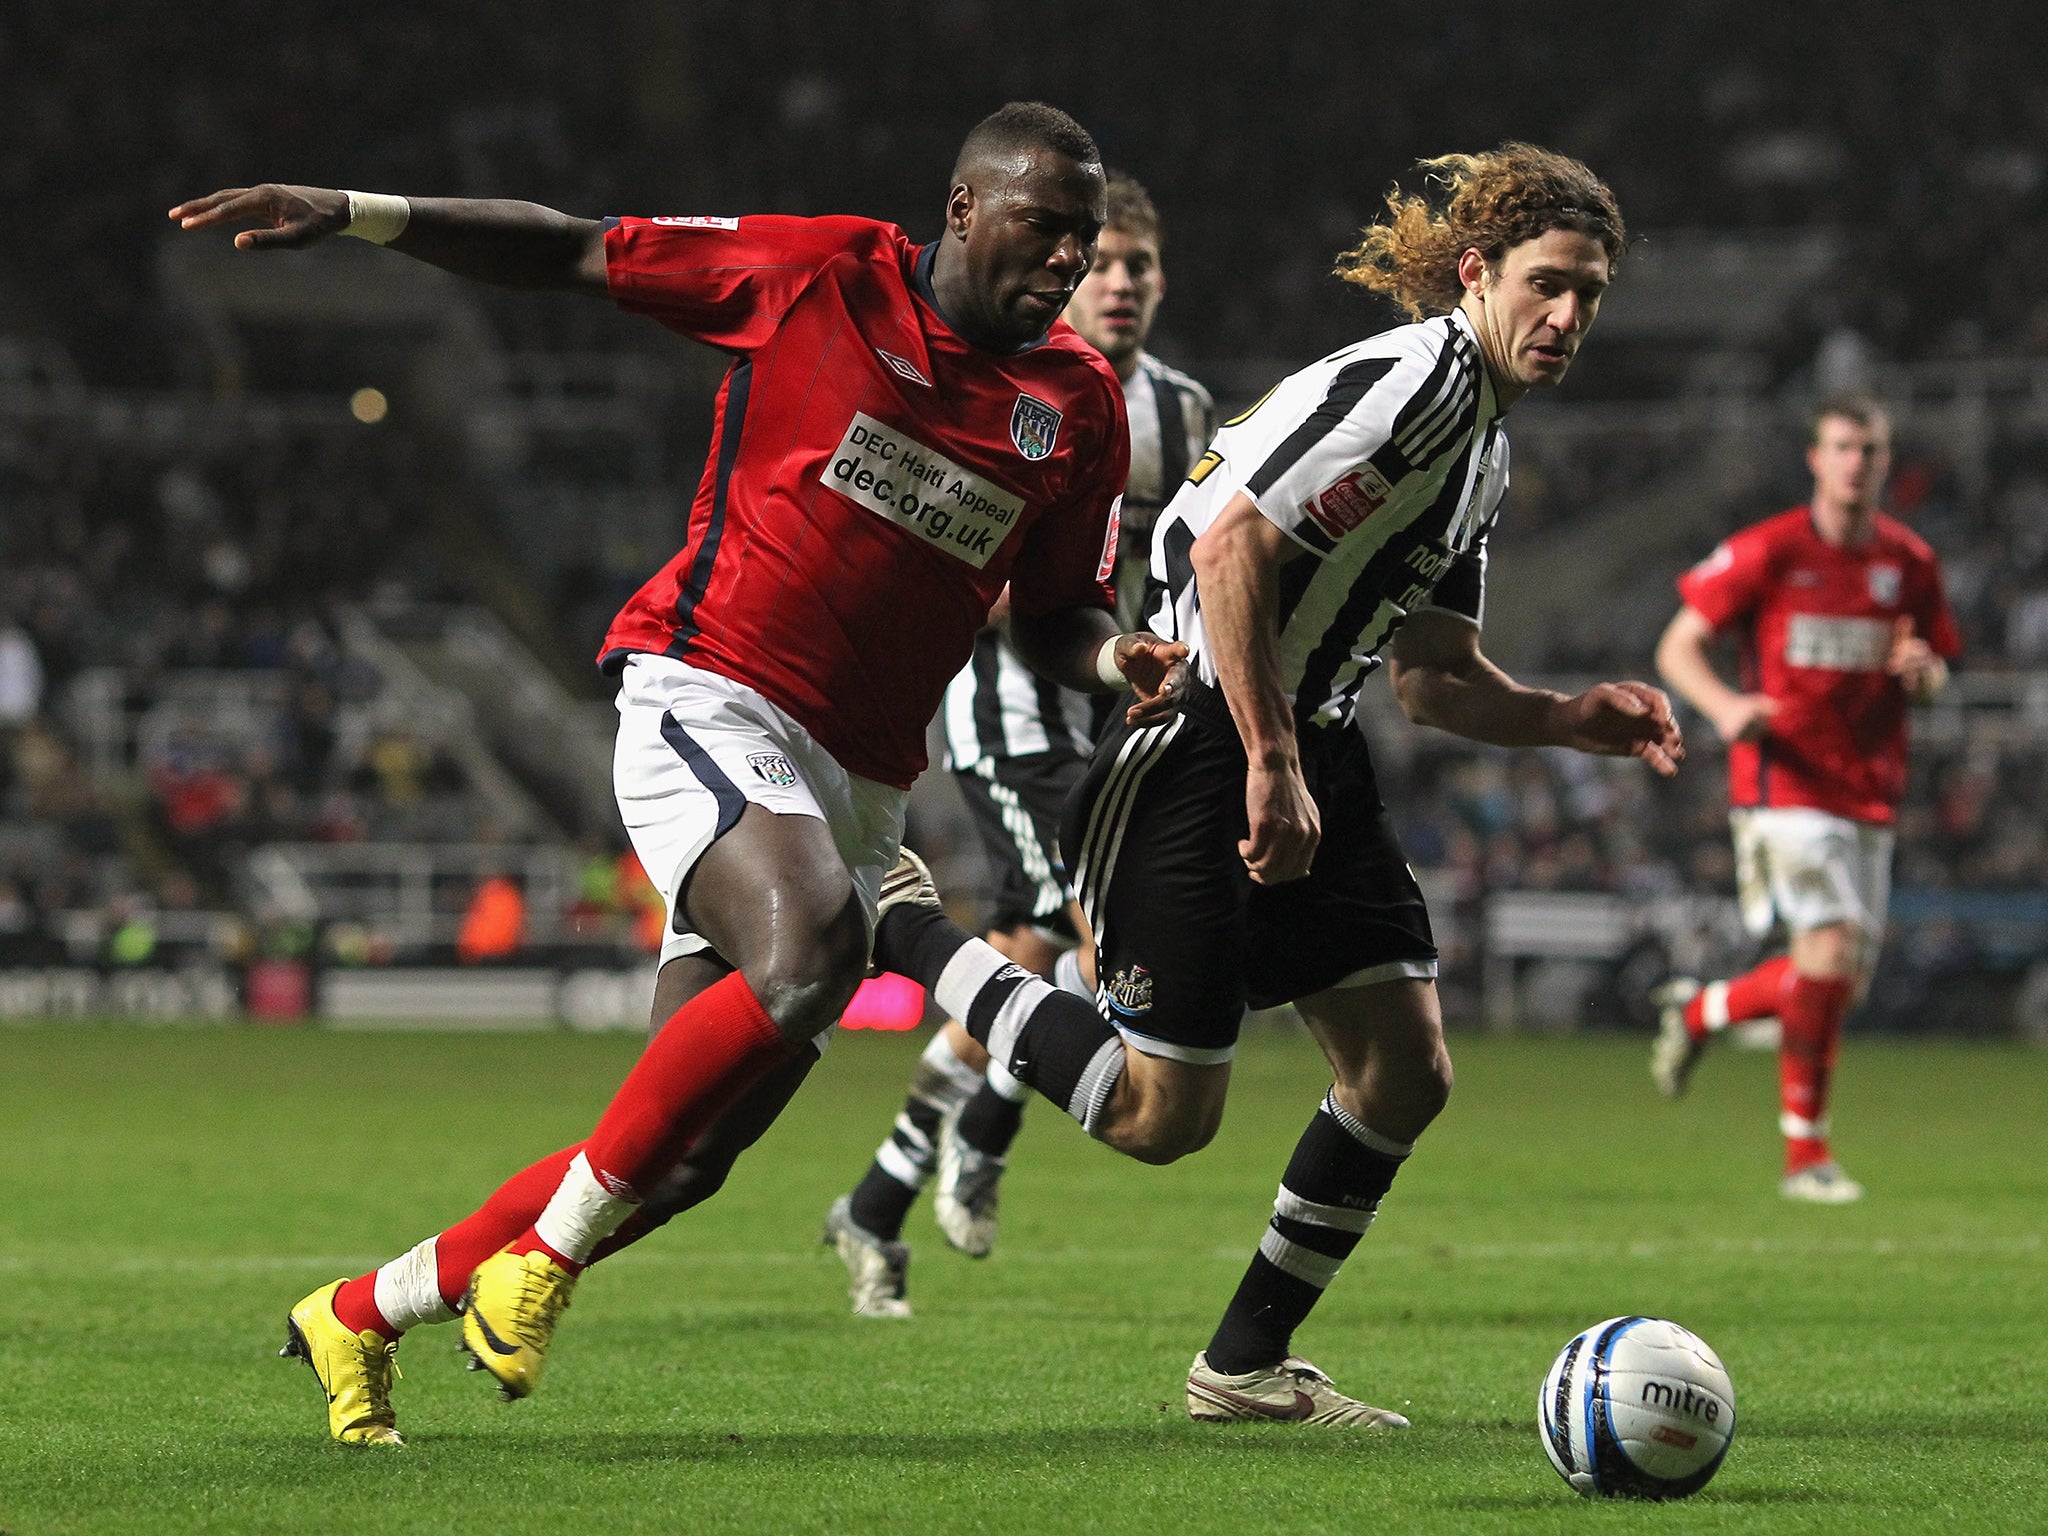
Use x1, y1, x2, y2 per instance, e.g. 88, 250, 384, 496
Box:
1651, 394, 1959, 1201
826, 174, 1216, 1316
874, 145, 1684, 1425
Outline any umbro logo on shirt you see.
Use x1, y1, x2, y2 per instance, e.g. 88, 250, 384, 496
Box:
875, 349, 930, 387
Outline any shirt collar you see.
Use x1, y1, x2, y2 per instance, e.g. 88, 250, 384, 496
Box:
1447, 306, 1500, 419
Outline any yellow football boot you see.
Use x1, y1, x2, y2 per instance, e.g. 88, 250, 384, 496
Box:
280, 1280, 404, 1446
459, 1247, 576, 1400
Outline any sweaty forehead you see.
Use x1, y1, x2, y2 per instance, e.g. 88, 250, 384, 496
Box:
971, 149, 1105, 214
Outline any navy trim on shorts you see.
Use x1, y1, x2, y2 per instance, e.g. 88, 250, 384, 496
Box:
668, 357, 753, 656
658, 715, 747, 840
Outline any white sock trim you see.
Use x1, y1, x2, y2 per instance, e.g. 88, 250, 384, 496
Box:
372, 1236, 456, 1333
1258, 1226, 1343, 1289
1320, 1090, 1414, 1158
1780, 1111, 1830, 1140
1702, 980, 1733, 1030
1274, 1185, 1378, 1235
1052, 948, 1092, 1001
984, 973, 1053, 1071
1072, 1037, 1127, 1136
920, 1029, 984, 1099
532, 1151, 642, 1264
932, 940, 1015, 1025
985, 1058, 1031, 1103
874, 1139, 930, 1189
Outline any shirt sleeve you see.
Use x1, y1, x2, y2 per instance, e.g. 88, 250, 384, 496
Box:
1245, 348, 1436, 557
1914, 550, 1965, 660
1676, 526, 1774, 630
1423, 533, 1489, 626
603, 214, 878, 352
1007, 382, 1129, 618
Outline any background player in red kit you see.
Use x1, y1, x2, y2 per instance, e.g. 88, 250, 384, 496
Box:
172, 102, 1188, 1444
1652, 393, 1959, 1202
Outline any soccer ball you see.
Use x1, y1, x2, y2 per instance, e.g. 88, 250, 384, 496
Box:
1538, 1316, 1736, 1500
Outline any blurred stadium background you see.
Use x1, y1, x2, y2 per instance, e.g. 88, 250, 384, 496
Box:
4, 0, 2045, 1041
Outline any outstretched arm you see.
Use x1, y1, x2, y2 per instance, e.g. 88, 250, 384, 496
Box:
170, 184, 608, 295
1391, 608, 1683, 776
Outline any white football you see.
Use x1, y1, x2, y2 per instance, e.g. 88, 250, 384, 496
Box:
1538, 1316, 1736, 1500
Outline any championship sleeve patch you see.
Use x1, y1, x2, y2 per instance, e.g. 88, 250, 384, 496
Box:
650, 215, 740, 229
1095, 495, 1122, 583
822, 412, 1025, 570
1301, 465, 1390, 543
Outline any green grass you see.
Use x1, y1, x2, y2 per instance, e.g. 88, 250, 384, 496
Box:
1, 1024, 2044, 1534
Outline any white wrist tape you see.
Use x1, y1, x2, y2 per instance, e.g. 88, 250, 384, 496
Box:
1096, 635, 1127, 690
342, 191, 411, 245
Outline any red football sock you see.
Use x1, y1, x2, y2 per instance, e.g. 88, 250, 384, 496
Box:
434, 1142, 586, 1303
1683, 955, 1794, 1037
1778, 972, 1853, 1174
505, 972, 789, 1271
326, 1144, 587, 1335
330, 1274, 397, 1338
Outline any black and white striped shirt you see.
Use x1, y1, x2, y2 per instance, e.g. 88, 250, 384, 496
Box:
1145, 308, 1507, 730
943, 352, 1215, 768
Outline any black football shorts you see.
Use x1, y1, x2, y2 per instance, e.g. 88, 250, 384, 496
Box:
1061, 682, 1436, 1063
953, 750, 1087, 941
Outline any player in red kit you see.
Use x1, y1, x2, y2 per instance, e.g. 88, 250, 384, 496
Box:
1651, 394, 1959, 1202
173, 102, 1188, 1445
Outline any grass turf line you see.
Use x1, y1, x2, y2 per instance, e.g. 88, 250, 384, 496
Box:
1, 1025, 2043, 1535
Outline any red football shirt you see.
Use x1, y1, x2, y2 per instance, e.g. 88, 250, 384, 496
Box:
1676, 507, 1961, 824
598, 214, 1127, 789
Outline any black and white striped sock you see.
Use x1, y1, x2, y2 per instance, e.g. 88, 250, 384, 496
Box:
1204, 1089, 1413, 1375
846, 1031, 981, 1240
876, 905, 1125, 1135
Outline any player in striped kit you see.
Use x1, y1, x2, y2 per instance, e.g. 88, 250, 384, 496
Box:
1651, 394, 1959, 1201
826, 174, 1215, 1316
874, 144, 1684, 1425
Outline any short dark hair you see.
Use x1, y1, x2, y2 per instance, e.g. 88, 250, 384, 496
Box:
953, 102, 1101, 181
1811, 391, 1890, 443
1105, 171, 1161, 245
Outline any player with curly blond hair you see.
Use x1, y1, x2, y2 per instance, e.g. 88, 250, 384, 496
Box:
872, 143, 1679, 1428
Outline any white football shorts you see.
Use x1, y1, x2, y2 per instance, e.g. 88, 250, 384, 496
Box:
612, 654, 909, 971
1729, 806, 1894, 957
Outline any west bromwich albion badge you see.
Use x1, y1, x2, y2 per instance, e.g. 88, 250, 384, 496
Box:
1010, 394, 1062, 461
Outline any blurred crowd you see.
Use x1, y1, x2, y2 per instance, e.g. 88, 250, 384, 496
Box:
8, 2, 2048, 382
0, 412, 503, 961
3, 2, 2044, 1017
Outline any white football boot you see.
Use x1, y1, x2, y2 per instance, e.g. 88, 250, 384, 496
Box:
932, 1113, 1003, 1258
877, 847, 943, 918
1781, 1161, 1864, 1203
1186, 1352, 1410, 1428
822, 1195, 913, 1318
1650, 977, 1708, 1099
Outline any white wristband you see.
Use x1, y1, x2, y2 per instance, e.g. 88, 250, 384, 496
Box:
342, 191, 411, 245
1096, 635, 1127, 690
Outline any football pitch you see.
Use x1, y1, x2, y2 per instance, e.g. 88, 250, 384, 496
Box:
2, 1024, 2043, 1535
